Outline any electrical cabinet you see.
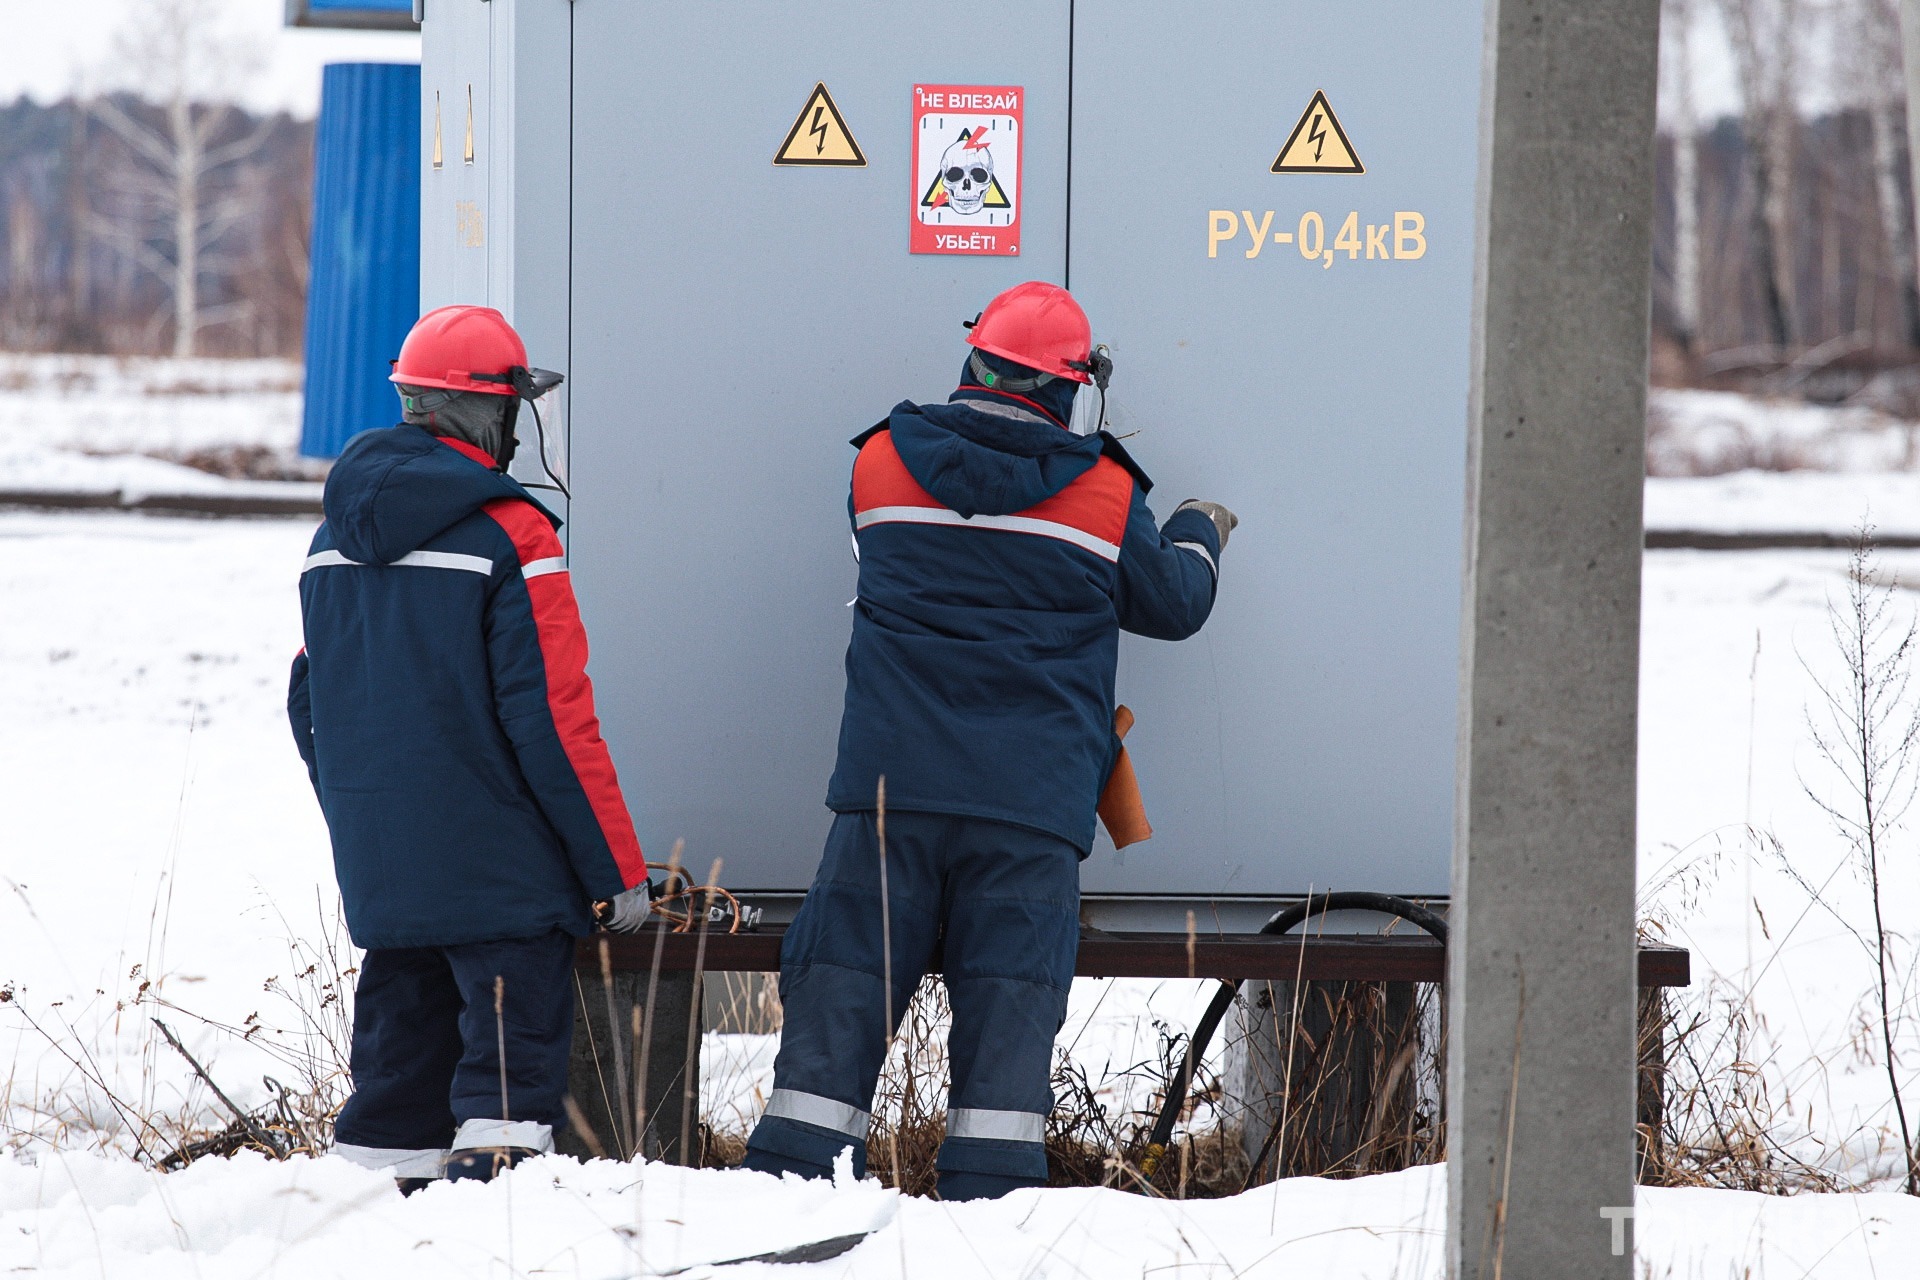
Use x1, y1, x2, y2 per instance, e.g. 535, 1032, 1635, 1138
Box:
1066, 3, 1480, 897
423, 0, 1481, 913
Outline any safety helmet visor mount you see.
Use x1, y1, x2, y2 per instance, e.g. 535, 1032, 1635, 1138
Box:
467, 365, 567, 401
1066, 349, 1113, 392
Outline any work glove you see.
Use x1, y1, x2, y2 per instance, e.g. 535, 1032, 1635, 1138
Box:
1174, 499, 1239, 550
594, 881, 655, 933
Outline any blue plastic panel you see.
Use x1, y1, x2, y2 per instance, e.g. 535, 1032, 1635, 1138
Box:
301, 62, 421, 459
290, 0, 417, 27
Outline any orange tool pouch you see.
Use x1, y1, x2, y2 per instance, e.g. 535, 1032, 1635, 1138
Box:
1097, 704, 1153, 849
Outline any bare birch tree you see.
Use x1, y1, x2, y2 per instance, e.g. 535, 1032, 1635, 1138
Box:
86, 0, 270, 357
4, 182, 46, 346
1859, 0, 1920, 348
1664, 0, 1705, 353
1720, 0, 1802, 349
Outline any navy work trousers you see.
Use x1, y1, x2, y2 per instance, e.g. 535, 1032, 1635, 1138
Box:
743, 811, 1080, 1199
333, 929, 575, 1152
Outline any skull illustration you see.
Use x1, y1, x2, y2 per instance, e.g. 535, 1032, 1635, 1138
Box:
939, 132, 994, 216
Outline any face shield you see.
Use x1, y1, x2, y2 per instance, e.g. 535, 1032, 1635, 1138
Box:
1066, 344, 1114, 436
1067, 380, 1102, 435
505, 367, 569, 499
438, 366, 571, 498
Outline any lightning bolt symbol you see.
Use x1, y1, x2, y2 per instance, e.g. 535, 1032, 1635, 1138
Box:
1308, 113, 1327, 163
929, 189, 950, 209
962, 126, 992, 151
809, 105, 829, 155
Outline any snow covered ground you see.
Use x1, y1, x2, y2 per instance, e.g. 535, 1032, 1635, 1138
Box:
3, 1150, 1917, 1279
1646, 470, 1920, 536
1648, 385, 1920, 477
0, 352, 318, 499
0, 353, 302, 458
2, 512, 1916, 1272
1640, 549, 1920, 1184
5, 367, 1920, 1274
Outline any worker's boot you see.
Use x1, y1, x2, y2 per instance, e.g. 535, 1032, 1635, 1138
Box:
443, 1146, 540, 1182
937, 1170, 1042, 1202
740, 1148, 837, 1181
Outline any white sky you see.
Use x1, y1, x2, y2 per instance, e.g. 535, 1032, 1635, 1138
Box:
0, 0, 419, 119
0, 1, 1890, 129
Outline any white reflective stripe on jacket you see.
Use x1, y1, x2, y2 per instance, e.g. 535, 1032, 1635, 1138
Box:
302, 548, 494, 575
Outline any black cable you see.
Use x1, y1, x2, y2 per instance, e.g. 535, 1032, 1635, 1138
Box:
1064, 0, 1074, 290
526, 398, 570, 500
1137, 891, 1448, 1177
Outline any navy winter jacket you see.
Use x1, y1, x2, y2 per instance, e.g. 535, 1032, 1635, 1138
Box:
825, 391, 1222, 851
288, 425, 646, 949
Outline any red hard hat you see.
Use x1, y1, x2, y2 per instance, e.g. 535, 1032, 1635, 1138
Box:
965, 281, 1093, 383
389, 305, 527, 395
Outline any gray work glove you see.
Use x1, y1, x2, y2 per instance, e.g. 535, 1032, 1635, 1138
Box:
1174, 499, 1239, 550
595, 881, 654, 933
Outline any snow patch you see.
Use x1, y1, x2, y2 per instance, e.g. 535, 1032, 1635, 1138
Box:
0, 352, 303, 457
1647, 471, 1920, 537
1, 1150, 1916, 1277
1648, 386, 1920, 477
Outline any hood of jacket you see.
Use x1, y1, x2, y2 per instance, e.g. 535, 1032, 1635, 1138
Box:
323, 424, 556, 564
882, 398, 1110, 519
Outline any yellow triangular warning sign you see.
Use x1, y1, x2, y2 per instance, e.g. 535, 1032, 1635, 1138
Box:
774, 82, 866, 167
920, 127, 1011, 209
1271, 90, 1363, 174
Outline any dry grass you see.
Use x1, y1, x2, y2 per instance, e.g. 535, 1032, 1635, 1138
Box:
1634, 979, 1838, 1192
2, 902, 356, 1168
2, 905, 1866, 1200
153, 444, 329, 481
691, 955, 1855, 1199
705, 975, 1415, 1200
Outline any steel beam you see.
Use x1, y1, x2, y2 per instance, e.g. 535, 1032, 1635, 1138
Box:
576, 928, 1690, 986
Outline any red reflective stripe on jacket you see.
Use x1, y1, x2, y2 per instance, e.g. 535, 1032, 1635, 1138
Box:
435, 436, 495, 468
851, 431, 944, 512
852, 429, 1133, 548
482, 497, 647, 888
1019, 458, 1132, 549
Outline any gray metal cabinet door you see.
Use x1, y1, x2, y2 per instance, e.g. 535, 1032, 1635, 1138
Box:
569, 2, 1071, 891
1068, 3, 1483, 897
419, 0, 491, 309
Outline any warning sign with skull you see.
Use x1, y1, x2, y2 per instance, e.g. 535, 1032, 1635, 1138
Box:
911, 84, 1022, 257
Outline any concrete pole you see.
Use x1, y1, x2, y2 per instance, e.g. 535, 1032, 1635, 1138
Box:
1448, 1, 1659, 1276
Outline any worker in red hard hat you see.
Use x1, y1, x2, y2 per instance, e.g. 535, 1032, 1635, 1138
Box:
743, 281, 1237, 1200
388, 304, 556, 470
289, 305, 652, 1190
